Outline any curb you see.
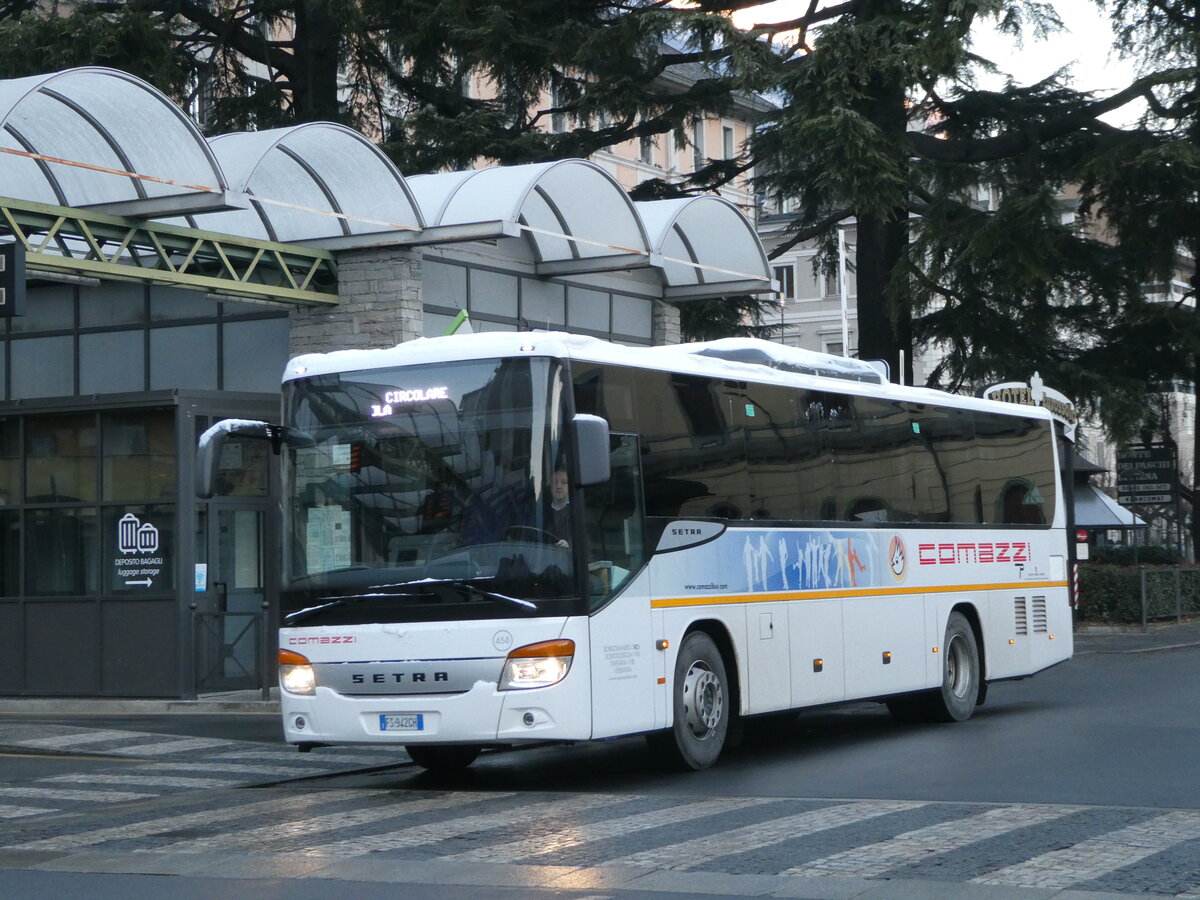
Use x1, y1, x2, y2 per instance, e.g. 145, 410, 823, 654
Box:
0, 698, 280, 715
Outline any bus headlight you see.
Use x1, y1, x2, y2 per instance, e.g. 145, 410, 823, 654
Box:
279, 649, 316, 696
500, 639, 574, 690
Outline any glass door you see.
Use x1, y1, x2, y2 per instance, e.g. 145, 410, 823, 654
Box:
193, 433, 276, 693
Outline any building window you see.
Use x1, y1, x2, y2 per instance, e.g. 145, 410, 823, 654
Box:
722, 125, 735, 160
692, 121, 705, 171
824, 341, 844, 356
639, 135, 654, 165
551, 84, 566, 133
102, 410, 175, 501
773, 264, 796, 300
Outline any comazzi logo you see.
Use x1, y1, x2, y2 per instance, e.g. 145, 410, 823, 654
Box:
888, 535, 907, 582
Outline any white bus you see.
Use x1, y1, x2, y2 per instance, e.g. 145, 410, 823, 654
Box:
198, 332, 1072, 771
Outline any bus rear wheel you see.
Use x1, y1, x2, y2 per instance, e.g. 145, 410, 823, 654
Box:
405, 743, 481, 771
936, 612, 980, 722
886, 611, 980, 724
647, 631, 730, 770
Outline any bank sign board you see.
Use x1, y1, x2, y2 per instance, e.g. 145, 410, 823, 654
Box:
1116, 446, 1177, 505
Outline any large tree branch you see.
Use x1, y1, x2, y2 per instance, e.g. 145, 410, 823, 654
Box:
768, 206, 854, 258
742, 0, 858, 36
911, 68, 1200, 162
129, 0, 302, 79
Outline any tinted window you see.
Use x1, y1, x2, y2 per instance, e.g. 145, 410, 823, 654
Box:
573, 362, 1056, 528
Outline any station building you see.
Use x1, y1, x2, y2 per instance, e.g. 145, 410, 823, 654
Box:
0, 67, 774, 698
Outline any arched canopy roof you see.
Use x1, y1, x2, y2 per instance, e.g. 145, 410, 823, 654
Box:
637, 196, 774, 299
407, 160, 651, 276
0, 68, 776, 304
0, 67, 232, 216
191, 123, 424, 242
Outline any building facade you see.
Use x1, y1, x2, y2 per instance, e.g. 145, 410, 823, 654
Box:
0, 67, 774, 697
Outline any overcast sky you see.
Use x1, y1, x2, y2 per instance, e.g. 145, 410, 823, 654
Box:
732, 1, 1139, 112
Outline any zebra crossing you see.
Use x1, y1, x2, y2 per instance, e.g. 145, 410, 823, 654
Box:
2, 778, 1200, 896
0, 723, 406, 819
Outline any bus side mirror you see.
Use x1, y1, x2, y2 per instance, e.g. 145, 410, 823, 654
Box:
572, 414, 611, 486
195, 418, 272, 499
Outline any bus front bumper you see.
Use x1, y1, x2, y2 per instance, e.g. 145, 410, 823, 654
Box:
281, 676, 592, 747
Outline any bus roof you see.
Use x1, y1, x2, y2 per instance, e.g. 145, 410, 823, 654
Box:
283, 331, 1057, 423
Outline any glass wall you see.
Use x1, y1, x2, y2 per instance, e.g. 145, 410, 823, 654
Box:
422, 257, 654, 345
0, 406, 180, 695
2, 282, 290, 400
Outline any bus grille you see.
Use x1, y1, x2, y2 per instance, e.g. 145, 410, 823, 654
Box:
1014, 598, 1028, 636
1032, 596, 1048, 633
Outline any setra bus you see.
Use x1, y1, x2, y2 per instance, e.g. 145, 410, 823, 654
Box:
196, 332, 1072, 770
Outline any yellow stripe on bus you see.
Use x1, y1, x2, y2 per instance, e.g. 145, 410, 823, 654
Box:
650, 581, 1070, 609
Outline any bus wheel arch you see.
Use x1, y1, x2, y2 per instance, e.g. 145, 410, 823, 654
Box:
647, 621, 738, 770
887, 606, 982, 724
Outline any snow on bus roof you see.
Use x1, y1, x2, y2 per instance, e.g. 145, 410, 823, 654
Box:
282, 332, 1055, 421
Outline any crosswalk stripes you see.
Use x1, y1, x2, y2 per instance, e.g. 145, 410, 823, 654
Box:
0, 803, 55, 819
4, 785, 1200, 893
596, 798, 926, 870
14, 729, 149, 750
98, 737, 240, 757
152, 791, 513, 854
437, 796, 779, 864
4, 791, 363, 851
40, 773, 243, 790
213, 748, 401, 767
278, 794, 630, 859
972, 809, 1200, 890
0, 787, 157, 803
0, 725, 411, 817
782, 802, 1086, 877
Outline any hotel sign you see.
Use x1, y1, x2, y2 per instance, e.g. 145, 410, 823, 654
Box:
982, 373, 1078, 441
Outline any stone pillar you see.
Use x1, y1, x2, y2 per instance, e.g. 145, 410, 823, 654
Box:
652, 299, 681, 346
289, 247, 423, 356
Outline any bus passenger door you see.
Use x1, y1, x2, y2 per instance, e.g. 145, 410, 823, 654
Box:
586, 433, 655, 739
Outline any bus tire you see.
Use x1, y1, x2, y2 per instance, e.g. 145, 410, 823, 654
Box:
933, 611, 980, 722
405, 743, 481, 771
649, 631, 730, 770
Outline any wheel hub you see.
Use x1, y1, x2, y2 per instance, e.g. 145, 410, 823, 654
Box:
946, 634, 970, 699
682, 661, 723, 739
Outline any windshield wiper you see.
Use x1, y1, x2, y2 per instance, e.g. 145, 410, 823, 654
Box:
380, 577, 537, 612
283, 576, 535, 625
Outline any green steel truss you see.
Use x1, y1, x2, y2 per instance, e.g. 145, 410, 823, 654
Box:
0, 196, 337, 305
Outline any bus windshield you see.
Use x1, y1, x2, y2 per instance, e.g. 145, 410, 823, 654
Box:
281, 356, 578, 625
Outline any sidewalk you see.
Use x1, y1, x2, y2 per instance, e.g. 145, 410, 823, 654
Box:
1073, 616, 1200, 654
0, 687, 281, 716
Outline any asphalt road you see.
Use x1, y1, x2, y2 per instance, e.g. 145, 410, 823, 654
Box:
302, 644, 1200, 809
1, 628, 1199, 898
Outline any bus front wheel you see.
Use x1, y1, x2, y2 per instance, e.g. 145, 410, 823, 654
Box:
647, 631, 730, 770
405, 743, 481, 771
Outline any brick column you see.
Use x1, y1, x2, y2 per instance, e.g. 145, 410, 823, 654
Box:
289, 248, 423, 356
652, 299, 681, 346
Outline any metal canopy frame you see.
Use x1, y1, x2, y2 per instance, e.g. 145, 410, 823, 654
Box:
0, 196, 337, 305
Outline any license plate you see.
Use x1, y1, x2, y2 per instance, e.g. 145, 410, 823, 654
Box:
379, 713, 424, 732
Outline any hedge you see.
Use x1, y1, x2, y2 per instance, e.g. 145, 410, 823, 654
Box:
1089, 545, 1182, 566
1077, 564, 1200, 624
